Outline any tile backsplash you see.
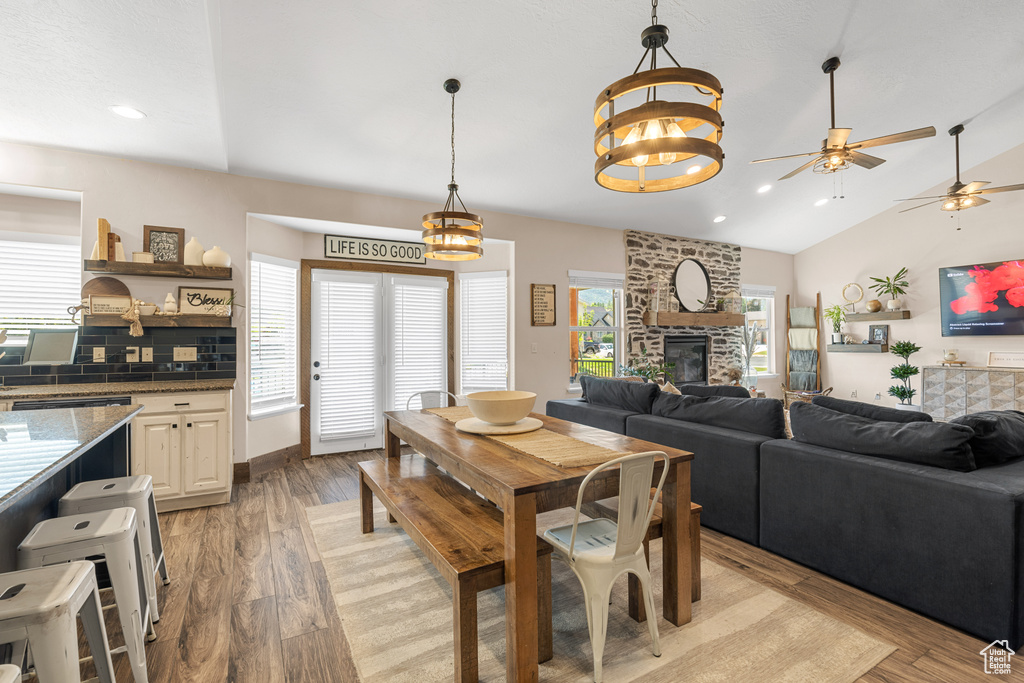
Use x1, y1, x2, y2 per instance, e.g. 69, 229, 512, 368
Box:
0, 326, 236, 386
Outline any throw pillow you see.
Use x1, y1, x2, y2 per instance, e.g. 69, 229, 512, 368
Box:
658, 381, 682, 395
790, 402, 976, 471
951, 411, 1024, 468
675, 383, 752, 399
653, 393, 786, 439
580, 375, 659, 414
812, 395, 933, 423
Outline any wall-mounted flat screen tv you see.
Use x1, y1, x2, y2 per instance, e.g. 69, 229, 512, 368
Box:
939, 259, 1024, 337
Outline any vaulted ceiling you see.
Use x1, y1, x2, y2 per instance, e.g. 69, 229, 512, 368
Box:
2, 1, 1023, 253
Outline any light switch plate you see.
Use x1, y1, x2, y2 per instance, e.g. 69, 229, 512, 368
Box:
92, 347, 105, 362
126, 346, 139, 363
141, 347, 153, 362
173, 346, 198, 362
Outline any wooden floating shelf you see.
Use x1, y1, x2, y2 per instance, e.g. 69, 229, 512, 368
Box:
84, 260, 232, 280
827, 344, 888, 353
643, 311, 745, 327
846, 310, 911, 321
84, 314, 232, 328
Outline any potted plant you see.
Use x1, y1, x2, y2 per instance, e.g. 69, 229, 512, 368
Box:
869, 267, 910, 311
619, 348, 675, 384
888, 339, 922, 409
823, 304, 846, 344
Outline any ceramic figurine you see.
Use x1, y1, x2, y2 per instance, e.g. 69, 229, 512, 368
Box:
184, 237, 205, 266
203, 245, 231, 268
164, 292, 177, 314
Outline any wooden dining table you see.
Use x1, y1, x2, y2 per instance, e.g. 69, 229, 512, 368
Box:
384, 409, 694, 682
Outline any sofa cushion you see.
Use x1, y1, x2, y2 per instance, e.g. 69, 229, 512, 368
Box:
545, 399, 636, 435
580, 375, 659, 414
790, 402, 976, 471
675, 383, 752, 399
652, 393, 786, 439
951, 410, 1024, 468
811, 395, 933, 423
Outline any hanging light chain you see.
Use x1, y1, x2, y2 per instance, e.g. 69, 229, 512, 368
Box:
651, 0, 658, 25
450, 90, 457, 184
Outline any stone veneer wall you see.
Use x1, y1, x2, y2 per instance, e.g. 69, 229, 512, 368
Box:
624, 229, 743, 382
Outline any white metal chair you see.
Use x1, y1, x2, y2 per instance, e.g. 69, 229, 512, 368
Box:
542, 451, 669, 683
405, 390, 461, 410
0, 664, 20, 683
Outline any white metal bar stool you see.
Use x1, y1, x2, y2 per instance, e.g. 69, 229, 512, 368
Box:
60, 475, 169, 622
18, 508, 152, 683
0, 561, 115, 682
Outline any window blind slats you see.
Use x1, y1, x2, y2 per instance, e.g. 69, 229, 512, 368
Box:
460, 273, 508, 393
0, 239, 80, 342
249, 259, 298, 413
392, 279, 447, 411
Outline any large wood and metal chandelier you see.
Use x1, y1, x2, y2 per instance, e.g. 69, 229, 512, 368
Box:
594, 0, 723, 193
422, 79, 483, 261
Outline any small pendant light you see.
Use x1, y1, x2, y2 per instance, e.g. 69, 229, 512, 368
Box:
422, 79, 483, 261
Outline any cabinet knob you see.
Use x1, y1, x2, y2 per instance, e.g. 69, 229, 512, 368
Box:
172, 424, 178, 429
313, 361, 320, 368
313, 374, 320, 381
187, 423, 192, 427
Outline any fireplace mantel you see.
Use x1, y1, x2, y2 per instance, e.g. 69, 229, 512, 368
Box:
643, 311, 744, 327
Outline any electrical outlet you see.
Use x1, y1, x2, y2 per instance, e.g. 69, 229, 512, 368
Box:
92, 347, 105, 362
141, 347, 153, 362
126, 346, 139, 363
173, 346, 197, 362
531, 343, 538, 354
850, 390, 857, 398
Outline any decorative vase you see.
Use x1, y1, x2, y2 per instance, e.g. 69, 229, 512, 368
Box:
89, 241, 100, 260
164, 293, 177, 314
943, 349, 959, 362
886, 298, 902, 311
865, 299, 882, 313
203, 245, 230, 268
184, 237, 205, 266
114, 243, 127, 262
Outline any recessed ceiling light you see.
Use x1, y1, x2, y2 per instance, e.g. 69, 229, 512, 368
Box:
814, 198, 828, 207
109, 105, 146, 119
713, 215, 726, 223
686, 164, 702, 175
757, 184, 772, 193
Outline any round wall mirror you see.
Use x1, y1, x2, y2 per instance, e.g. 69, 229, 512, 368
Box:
672, 259, 712, 312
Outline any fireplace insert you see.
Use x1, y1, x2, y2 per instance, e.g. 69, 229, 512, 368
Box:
664, 335, 709, 385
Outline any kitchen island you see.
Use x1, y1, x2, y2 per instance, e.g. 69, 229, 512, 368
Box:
0, 404, 142, 572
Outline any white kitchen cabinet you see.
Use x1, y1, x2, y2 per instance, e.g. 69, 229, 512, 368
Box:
132, 390, 232, 511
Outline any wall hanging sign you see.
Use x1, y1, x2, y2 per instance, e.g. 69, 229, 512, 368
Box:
88, 295, 133, 315
143, 225, 185, 264
177, 286, 234, 315
988, 351, 1024, 369
324, 235, 427, 265
531, 284, 556, 326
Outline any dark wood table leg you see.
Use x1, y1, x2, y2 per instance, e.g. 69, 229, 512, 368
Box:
538, 552, 552, 664
628, 536, 651, 622
454, 575, 478, 683
359, 470, 374, 534
504, 492, 538, 682
384, 419, 400, 523
662, 459, 692, 626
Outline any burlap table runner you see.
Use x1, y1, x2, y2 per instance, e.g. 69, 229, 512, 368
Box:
425, 406, 627, 468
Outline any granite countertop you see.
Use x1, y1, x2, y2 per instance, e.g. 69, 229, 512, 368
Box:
0, 404, 143, 513
0, 379, 235, 401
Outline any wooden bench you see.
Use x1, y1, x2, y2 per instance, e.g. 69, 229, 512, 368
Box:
581, 493, 701, 621
358, 454, 553, 683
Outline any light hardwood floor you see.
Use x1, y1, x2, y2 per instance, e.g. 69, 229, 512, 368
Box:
92, 449, 989, 681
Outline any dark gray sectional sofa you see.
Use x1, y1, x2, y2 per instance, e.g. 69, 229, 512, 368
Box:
548, 377, 1024, 647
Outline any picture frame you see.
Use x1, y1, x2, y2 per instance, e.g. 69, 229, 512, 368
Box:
868, 324, 889, 345
177, 286, 234, 315
143, 225, 185, 264
988, 351, 1024, 369
531, 284, 556, 326
88, 294, 133, 315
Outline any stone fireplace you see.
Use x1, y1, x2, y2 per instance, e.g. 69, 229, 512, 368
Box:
664, 335, 710, 385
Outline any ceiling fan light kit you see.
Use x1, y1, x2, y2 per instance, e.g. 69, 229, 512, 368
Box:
421, 78, 484, 261
750, 56, 935, 182
593, 0, 724, 193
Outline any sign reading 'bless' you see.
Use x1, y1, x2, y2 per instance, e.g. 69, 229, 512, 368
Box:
324, 235, 426, 264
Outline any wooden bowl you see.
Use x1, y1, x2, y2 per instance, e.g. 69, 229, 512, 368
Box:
466, 390, 537, 425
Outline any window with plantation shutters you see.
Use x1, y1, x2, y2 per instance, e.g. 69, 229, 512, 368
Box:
249, 254, 299, 416
459, 271, 508, 393
390, 275, 449, 411
0, 236, 80, 345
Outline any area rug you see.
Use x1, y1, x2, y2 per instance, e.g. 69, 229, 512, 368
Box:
307, 500, 895, 682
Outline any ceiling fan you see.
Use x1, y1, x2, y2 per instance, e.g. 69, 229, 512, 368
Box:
895, 124, 1024, 212
750, 57, 936, 180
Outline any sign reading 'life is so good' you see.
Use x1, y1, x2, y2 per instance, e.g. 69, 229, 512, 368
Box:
324, 235, 427, 265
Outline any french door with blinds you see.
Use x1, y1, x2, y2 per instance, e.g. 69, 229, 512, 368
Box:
310, 269, 449, 454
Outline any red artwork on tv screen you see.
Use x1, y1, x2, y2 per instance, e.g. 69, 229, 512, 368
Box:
940, 260, 1024, 337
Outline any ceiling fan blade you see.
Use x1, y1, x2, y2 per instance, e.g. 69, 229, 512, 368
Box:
976, 183, 1024, 194
848, 126, 936, 150
778, 156, 822, 180
959, 181, 991, 194
826, 128, 853, 149
848, 150, 886, 169
893, 195, 950, 201
750, 151, 823, 164
898, 200, 944, 213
